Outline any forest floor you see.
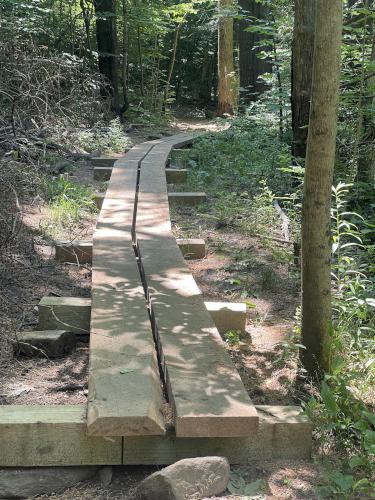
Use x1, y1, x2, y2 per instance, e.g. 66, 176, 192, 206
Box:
0, 116, 322, 499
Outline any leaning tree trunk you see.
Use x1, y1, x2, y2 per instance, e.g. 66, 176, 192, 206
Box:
301, 0, 343, 376
93, 0, 120, 114
238, 0, 272, 104
217, 0, 234, 116
291, 0, 316, 160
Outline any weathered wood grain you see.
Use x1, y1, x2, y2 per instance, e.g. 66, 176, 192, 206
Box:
136, 141, 259, 438
0, 405, 122, 466
88, 142, 166, 437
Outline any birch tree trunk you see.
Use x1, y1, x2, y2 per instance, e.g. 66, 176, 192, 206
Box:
301, 0, 343, 376
291, 0, 316, 160
217, 0, 234, 116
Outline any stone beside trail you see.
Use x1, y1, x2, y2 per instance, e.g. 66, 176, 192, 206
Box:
132, 456, 230, 500
0, 466, 98, 498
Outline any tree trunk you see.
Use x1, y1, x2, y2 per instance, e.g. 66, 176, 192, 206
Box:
301, 0, 342, 376
291, 0, 316, 159
238, 0, 272, 104
217, 0, 234, 116
93, 0, 120, 114
163, 24, 182, 112
121, 0, 129, 112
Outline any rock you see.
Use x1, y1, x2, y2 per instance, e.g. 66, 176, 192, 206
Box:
98, 466, 113, 486
0, 466, 98, 498
132, 456, 230, 500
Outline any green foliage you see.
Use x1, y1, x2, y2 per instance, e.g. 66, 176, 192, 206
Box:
224, 330, 240, 346
42, 174, 97, 232
301, 183, 375, 498
183, 117, 293, 239
78, 119, 132, 154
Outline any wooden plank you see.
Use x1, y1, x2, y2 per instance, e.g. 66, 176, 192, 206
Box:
204, 302, 247, 334
0, 404, 311, 466
94, 166, 112, 181
55, 238, 205, 265
38, 296, 91, 334
88, 141, 166, 437
136, 141, 259, 438
91, 156, 122, 167
93, 193, 105, 210
123, 406, 312, 464
165, 168, 187, 184
176, 238, 206, 259
55, 240, 93, 264
0, 405, 122, 466
168, 192, 207, 207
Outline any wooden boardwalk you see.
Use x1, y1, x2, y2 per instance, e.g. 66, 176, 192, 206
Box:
0, 133, 312, 466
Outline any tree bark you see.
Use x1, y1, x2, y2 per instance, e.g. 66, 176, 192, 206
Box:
217, 0, 235, 116
301, 0, 342, 376
291, 0, 316, 159
121, 0, 129, 112
93, 0, 120, 114
238, 0, 272, 104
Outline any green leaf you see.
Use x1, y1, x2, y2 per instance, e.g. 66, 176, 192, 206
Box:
348, 455, 365, 469
321, 381, 338, 416
332, 471, 354, 492
245, 300, 257, 308
120, 369, 135, 374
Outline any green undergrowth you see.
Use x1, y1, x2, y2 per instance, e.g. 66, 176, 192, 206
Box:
75, 118, 133, 154
176, 116, 295, 243
40, 174, 97, 239
176, 117, 375, 498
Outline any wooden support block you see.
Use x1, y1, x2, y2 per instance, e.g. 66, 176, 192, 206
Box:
204, 302, 247, 334
38, 296, 91, 335
176, 238, 206, 259
165, 168, 187, 184
0, 405, 122, 466
15, 330, 76, 358
91, 157, 120, 167
94, 166, 112, 181
55, 240, 93, 264
93, 193, 105, 210
168, 192, 207, 207
123, 406, 312, 464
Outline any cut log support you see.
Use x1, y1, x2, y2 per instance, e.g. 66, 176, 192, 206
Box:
15, 330, 76, 358
176, 238, 206, 259
165, 168, 188, 184
0, 405, 122, 466
0, 404, 311, 466
204, 302, 247, 334
55, 240, 93, 264
168, 192, 207, 207
94, 166, 112, 181
38, 296, 91, 335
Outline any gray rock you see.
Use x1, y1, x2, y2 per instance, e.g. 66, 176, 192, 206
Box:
132, 456, 230, 500
0, 466, 98, 498
98, 466, 113, 486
